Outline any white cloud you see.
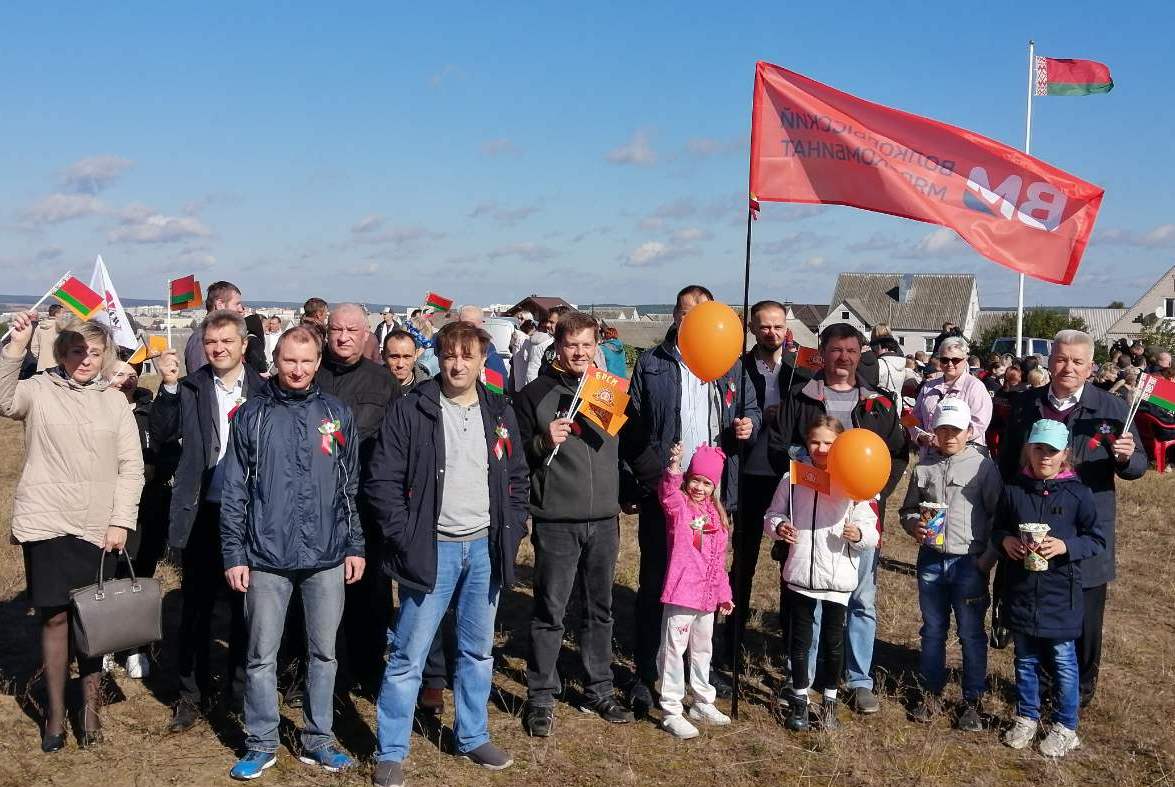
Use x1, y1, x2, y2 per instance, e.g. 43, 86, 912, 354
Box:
351, 214, 383, 234
108, 203, 212, 244
480, 138, 520, 157
622, 236, 703, 268
802, 255, 825, 269
24, 193, 106, 224
342, 262, 380, 276
904, 228, 964, 258
174, 246, 217, 270
468, 201, 540, 226
671, 227, 709, 243
845, 232, 900, 253
1096, 223, 1175, 248
60, 155, 133, 194
683, 137, 741, 159
429, 64, 464, 88
606, 130, 657, 167
758, 231, 830, 255
486, 242, 557, 262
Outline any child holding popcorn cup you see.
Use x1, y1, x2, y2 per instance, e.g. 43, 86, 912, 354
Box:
899, 398, 1003, 731
992, 419, 1104, 758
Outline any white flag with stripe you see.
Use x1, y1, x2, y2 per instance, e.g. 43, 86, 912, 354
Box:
89, 255, 139, 350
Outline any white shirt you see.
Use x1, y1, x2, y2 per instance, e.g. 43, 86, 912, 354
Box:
206, 373, 246, 503
676, 346, 712, 468
1048, 384, 1084, 412
756, 355, 781, 410
263, 331, 280, 360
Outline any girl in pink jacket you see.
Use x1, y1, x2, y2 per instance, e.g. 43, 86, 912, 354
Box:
656, 442, 735, 740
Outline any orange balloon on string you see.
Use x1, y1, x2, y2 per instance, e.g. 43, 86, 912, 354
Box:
677, 301, 744, 383
827, 428, 891, 501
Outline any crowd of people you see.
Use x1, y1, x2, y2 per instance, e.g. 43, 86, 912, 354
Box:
2, 281, 1170, 784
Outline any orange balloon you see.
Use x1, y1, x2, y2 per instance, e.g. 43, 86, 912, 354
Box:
677, 301, 744, 383
827, 428, 892, 501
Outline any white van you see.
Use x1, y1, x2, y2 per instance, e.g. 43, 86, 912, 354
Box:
990, 337, 1052, 357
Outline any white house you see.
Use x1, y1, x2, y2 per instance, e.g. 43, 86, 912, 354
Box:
1106, 264, 1175, 342
819, 273, 979, 353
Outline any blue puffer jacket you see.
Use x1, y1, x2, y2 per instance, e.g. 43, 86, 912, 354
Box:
620, 332, 761, 510
363, 379, 531, 592
219, 381, 364, 572
993, 472, 1104, 640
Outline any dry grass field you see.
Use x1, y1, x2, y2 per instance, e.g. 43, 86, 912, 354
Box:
0, 411, 1173, 786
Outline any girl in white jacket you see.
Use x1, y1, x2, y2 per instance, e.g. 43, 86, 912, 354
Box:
765, 416, 879, 732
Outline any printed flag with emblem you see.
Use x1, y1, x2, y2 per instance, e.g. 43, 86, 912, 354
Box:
790, 459, 830, 495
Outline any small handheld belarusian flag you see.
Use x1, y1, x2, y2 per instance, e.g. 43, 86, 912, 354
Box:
1034, 56, 1114, 96
482, 366, 505, 395
1139, 372, 1175, 415
169, 275, 202, 311
790, 459, 830, 495
53, 275, 105, 321
423, 292, 453, 314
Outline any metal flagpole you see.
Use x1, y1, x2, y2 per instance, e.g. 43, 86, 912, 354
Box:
166, 277, 173, 349
1016, 40, 1035, 356
729, 202, 753, 720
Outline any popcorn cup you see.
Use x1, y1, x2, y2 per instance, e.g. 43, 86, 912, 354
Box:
1018, 523, 1050, 571
920, 502, 949, 547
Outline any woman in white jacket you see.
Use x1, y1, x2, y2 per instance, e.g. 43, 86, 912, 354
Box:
765, 416, 878, 732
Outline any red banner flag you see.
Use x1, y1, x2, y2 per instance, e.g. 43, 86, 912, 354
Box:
749, 61, 1104, 285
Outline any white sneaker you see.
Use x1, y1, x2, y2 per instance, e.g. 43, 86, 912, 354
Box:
661, 715, 700, 739
1002, 715, 1039, 750
688, 702, 731, 726
125, 652, 150, 679
101, 653, 116, 673
1038, 723, 1081, 758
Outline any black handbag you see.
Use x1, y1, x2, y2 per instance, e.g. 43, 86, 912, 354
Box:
69, 549, 163, 658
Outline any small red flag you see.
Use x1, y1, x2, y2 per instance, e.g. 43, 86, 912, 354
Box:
795, 346, 823, 371
481, 366, 505, 394
53, 276, 104, 321
424, 292, 453, 314
749, 61, 1103, 285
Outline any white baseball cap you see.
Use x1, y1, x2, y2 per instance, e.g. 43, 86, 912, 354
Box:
932, 398, 972, 431
381, 306, 392, 314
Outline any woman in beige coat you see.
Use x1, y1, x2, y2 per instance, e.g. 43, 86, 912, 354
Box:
0, 311, 143, 752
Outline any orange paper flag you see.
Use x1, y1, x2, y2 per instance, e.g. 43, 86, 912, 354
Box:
790, 459, 830, 495
576, 366, 631, 436
795, 346, 823, 371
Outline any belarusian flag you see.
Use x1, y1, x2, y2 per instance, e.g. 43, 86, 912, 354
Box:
1035, 57, 1114, 96
52, 275, 105, 321
423, 292, 453, 314
170, 275, 202, 310
1140, 373, 1175, 415
482, 367, 505, 394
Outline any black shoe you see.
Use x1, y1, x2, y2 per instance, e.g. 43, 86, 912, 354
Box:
41, 730, 65, 753
990, 623, 1011, 650
523, 704, 554, 737
816, 698, 840, 731
784, 696, 810, 732
167, 700, 200, 733
709, 668, 734, 699
628, 681, 654, 719
577, 696, 634, 724
372, 760, 405, 787
79, 730, 104, 749
957, 700, 984, 732
909, 693, 942, 724
1079, 683, 1096, 708
284, 684, 305, 709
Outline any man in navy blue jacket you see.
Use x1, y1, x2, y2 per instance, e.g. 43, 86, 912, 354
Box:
365, 321, 529, 787
620, 284, 760, 713
219, 325, 365, 781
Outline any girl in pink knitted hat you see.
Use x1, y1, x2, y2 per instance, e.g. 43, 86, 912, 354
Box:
656, 441, 735, 739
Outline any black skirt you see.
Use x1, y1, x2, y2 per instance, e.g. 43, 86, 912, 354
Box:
22, 536, 113, 609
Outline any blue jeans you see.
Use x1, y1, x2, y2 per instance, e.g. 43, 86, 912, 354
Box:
1013, 634, 1079, 730
916, 549, 989, 700
376, 538, 499, 763
243, 565, 345, 753
844, 547, 878, 690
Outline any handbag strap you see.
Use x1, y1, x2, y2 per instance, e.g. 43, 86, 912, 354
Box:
94, 547, 139, 598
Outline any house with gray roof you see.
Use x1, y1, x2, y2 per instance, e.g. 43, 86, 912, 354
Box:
819, 273, 979, 354
1106, 264, 1175, 342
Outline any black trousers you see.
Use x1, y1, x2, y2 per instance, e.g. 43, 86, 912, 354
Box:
526, 518, 621, 706
786, 588, 846, 694
1078, 584, 1107, 700
635, 497, 668, 685
339, 518, 392, 687
722, 474, 778, 664
176, 503, 246, 704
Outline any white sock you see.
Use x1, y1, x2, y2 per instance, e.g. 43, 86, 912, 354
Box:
791, 689, 810, 704
823, 688, 838, 701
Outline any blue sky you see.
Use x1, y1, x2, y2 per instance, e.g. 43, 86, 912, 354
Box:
2, 2, 1171, 309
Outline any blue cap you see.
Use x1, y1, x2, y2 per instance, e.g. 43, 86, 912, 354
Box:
1027, 419, 1069, 451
